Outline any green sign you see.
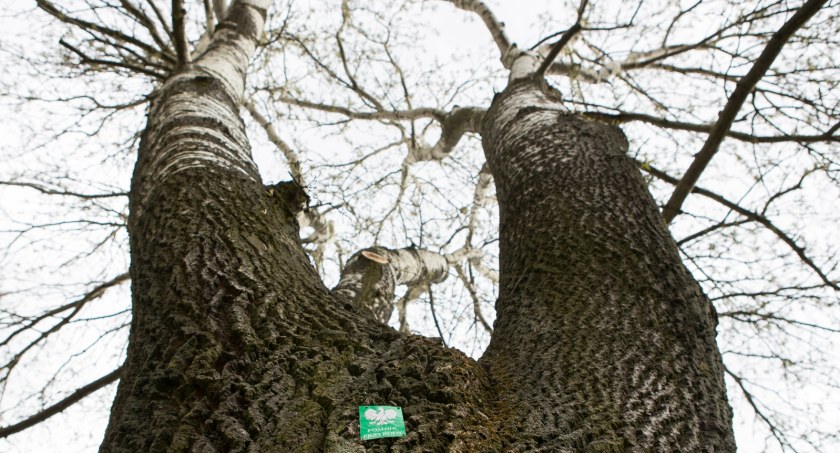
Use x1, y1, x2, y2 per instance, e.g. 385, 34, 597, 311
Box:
359, 406, 406, 440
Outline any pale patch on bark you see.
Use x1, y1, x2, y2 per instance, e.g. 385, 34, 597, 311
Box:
136, 89, 256, 213
507, 49, 541, 81
490, 86, 556, 134
194, 0, 269, 102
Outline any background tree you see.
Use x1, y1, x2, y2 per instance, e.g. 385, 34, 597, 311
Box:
0, 0, 838, 451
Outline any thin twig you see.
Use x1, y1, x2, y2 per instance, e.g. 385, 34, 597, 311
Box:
0, 181, 128, 199
427, 284, 447, 347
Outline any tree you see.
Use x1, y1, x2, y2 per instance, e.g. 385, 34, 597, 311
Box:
1, 0, 838, 451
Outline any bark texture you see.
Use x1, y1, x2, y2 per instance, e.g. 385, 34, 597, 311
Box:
102, 2, 495, 451
102, 2, 735, 449
479, 79, 735, 451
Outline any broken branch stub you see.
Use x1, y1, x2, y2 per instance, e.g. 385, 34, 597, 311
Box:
332, 247, 449, 323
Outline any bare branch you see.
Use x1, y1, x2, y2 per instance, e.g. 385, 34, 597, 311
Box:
445, 0, 512, 61
535, 0, 588, 78
0, 367, 122, 438
276, 95, 445, 122
36, 0, 170, 64
641, 162, 838, 290
662, 0, 829, 223
171, 0, 191, 68
203, 0, 215, 29
0, 273, 130, 365
332, 247, 449, 323
0, 181, 128, 199
427, 284, 447, 347
724, 365, 795, 451
453, 263, 492, 333
244, 100, 303, 181
119, 0, 173, 57
146, 0, 174, 41
58, 39, 166, 79
213, 0, 228, 21
584, 110, 840, 144
721, 311, 840, 333
406, 107, 485, 165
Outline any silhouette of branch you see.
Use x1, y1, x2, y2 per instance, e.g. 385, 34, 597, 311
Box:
536, 0, 588, 78
584, 110, 839, 144
171, 0, 190, 68
0, 367, 122, 438
641, 162, 838, 290
662, 0, 829, 223
0, 181, 127, 199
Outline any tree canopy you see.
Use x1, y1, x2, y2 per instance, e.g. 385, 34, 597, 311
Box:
0, 0, 838, 451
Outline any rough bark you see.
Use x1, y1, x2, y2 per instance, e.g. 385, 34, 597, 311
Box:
102, 1, 735, 450
478, 78, 735, 451
102, 1, 495, 451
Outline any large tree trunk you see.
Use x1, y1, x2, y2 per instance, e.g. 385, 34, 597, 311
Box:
101, 2, 734, 450
479, 79, 735, 451
101, 2, 494, 452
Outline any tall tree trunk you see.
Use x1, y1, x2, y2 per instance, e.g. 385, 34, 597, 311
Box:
101, 2, 734, 450
101, 1, 494, 451
479, 79, 735, 451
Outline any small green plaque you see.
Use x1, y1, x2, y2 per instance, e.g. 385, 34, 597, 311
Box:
359, 406, 406, 440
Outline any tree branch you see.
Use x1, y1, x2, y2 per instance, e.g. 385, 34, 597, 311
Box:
535, 0, 588, 78
426, 284, 448, 346
453, 263, 493, 333
59, 39, 166, 79
0, 181, 128, 199
146, 0, 174, 41
661, 0, 829, 223
276, 95, 445, 122
724, 365, 794, 451
213, 0, 228, 21
584, 110, 840, 144
37, 0, 170, 64
171, 0, 191, 68
0, 367, 122, 438
641, 162, 838, 290
406, 107, 485, 165
119, 0, 173, 58
446, 0, 512, 61
0, 273, 130, 383
244, 100, 303, 180
332, 247, 449, 323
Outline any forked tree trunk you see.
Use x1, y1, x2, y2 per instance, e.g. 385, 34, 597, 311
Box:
100, 2, 735, 451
